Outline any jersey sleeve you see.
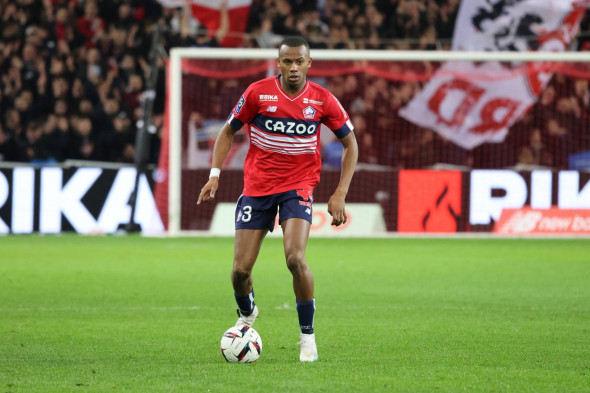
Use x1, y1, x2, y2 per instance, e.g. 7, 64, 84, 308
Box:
227, 85, 259, 130
322, 93, 354, 139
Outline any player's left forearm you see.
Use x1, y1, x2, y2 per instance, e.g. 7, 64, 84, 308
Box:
335, 132, 359, 196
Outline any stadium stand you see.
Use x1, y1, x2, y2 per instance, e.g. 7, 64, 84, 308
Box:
1, 0, 589, 170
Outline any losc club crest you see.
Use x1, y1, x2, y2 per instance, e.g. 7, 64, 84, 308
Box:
302, 105, 316, 119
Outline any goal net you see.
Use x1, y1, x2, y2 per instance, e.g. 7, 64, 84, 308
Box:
156, 48, 590, 236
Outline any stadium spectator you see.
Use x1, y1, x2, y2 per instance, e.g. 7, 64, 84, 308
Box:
270, 0, 301, 37
76, 1, 106, 49
21, 119, 59, 164
0, 122, 20, 162
37, 113, 68, 162
350, 114, 379, 165
66, 115, 99, 160
544, 117, 574, 169
98, 110, 136, 163
2, 108, 22, 143
516, 127, 550, 168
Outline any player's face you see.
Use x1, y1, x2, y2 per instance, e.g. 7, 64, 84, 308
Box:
277, 45, 312, 94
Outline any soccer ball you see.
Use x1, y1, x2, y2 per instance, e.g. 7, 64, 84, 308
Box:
220, 325, 262, 363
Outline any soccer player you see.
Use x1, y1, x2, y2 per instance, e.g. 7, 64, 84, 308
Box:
197, 36, 358, 362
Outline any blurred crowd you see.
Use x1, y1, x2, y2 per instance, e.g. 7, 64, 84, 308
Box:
0, 0, 589, 170
246, 0, 459, 50
0, 0, 166, 164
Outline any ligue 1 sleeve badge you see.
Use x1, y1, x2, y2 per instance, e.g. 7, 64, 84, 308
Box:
302, 105, 316, 119
235, 96, 245, 114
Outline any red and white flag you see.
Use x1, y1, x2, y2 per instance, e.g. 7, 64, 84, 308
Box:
191, 0, 252, 47
157, 0, 252, 47
400, 0, 587, 150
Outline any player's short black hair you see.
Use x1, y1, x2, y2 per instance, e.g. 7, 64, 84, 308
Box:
278, 36, 310, 55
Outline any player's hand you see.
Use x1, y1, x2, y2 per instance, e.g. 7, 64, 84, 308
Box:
327, 191, 347, 226
197, 177, 219, 205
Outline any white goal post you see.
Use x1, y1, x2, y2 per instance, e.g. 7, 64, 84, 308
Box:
166, 47, 590, 236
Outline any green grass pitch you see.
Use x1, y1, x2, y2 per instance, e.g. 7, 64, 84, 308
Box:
1, 235, 589, 392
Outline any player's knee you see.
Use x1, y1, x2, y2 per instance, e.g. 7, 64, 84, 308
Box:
231, 267, 251, 284
285, 252, 307, 277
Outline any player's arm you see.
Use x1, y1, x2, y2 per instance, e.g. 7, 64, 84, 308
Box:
197, 122, 238, 204
327, 131, 358, 226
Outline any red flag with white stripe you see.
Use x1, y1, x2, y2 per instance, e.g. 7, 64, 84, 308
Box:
191, 0, 252, 47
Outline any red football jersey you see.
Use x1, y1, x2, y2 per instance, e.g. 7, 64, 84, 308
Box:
227, 75, 354, 196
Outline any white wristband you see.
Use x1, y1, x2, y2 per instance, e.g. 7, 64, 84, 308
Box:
209, 168, 221, 178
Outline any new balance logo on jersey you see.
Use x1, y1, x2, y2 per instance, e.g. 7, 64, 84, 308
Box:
266, 106, 277, 112
260, 94, 278, 101
303, 98, 323, 105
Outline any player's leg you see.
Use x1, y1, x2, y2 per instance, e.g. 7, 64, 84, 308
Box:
281, 218, 314, 302
232, 228, 266, 326
233, 194, 277, 326
281, 218, 318, 362
279, 189, 318, 361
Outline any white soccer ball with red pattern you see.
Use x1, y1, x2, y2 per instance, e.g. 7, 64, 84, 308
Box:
220, 325, 262, 363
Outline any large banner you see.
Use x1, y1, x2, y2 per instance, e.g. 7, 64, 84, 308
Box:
0, 167, 164, 234
396, 169, 590, 233
5, 166, 588, 235
400, 0, 587, 150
